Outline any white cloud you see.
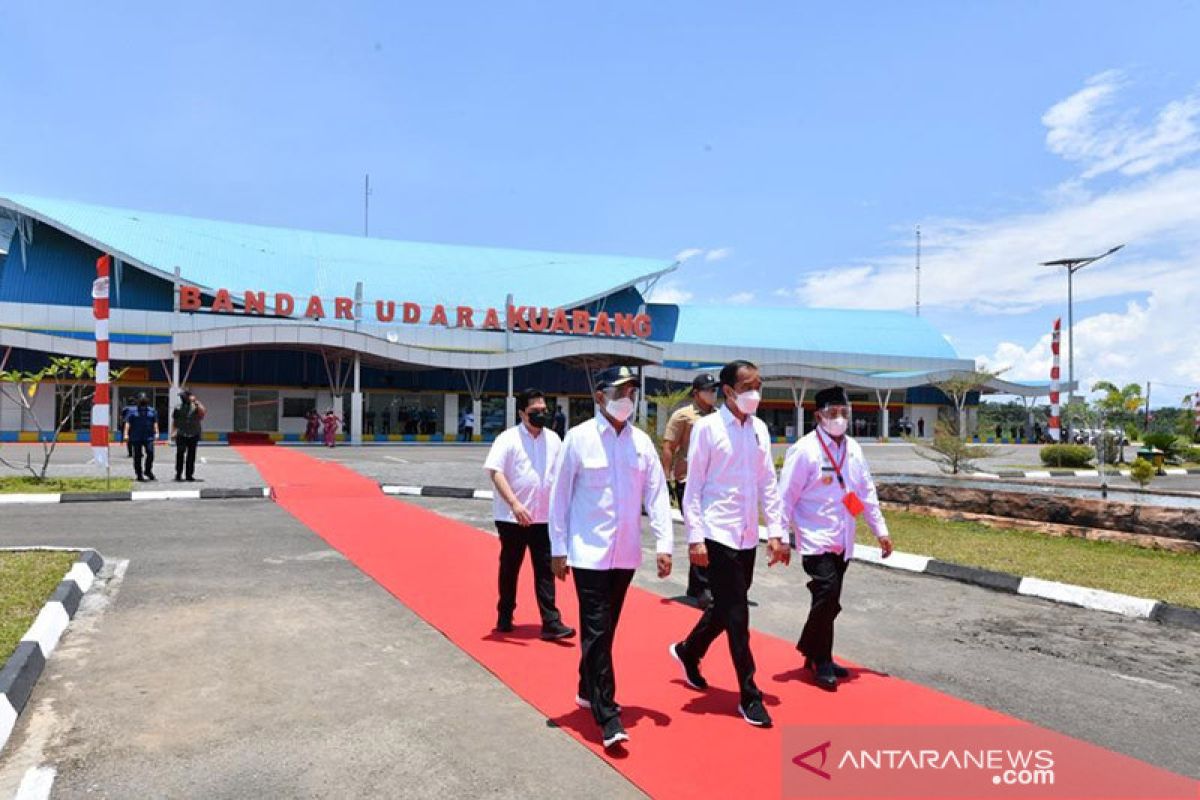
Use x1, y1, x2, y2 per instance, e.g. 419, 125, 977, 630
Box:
674, 246, 733, 263
1043, 70, 1200, 179
775, 72, 1200, 392
728, 291, 755, 304
644, 279, 694, 304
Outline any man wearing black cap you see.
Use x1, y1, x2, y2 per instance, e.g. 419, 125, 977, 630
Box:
548, 365, 674, 750
661, 372, 719, 608
778, 386, 893, 690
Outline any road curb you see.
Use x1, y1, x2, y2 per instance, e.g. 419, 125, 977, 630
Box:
960, 467, 1200, 479
0, 549, 104, 755
0, 487, 271, 505
379, 482, 1200, 632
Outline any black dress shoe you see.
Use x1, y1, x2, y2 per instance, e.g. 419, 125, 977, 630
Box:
494, 618, 514, 633
805, 657, 849, 679
540, 622, 575, 641
814, 662, 838, 690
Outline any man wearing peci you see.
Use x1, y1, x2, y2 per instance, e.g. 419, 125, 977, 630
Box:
668, 359, 790, 728
548, 365, 674, 750
483, 388, 574, 641
778, 386, 893, 690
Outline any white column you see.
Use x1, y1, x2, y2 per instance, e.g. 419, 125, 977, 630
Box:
443, 393, 459, 440
350, 353, 363, 446
505, 367, 516, 429
472, 397, 483, 441
638, 367, 648, 424
881, 406, 890, 442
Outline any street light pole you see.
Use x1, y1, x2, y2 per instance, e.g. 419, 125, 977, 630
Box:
1040, 245, 1125, 420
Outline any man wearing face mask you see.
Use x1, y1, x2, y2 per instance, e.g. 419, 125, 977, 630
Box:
778, 386, 893, 691
548, 365, 673, 750
661, 372, 719, 609
669, 360, 789, 728
484, 388, 574, 640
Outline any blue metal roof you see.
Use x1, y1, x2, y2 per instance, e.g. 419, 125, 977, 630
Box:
0, 193, 675, 310
670, 304, 959, 360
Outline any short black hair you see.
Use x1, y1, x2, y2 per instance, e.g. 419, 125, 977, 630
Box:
516, 388, 545, 413
719, 360, 757, 389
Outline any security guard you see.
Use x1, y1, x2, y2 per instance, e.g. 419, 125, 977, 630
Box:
548, 365, 674, 750
778, 386, 893, 690
660, 372, 719, 608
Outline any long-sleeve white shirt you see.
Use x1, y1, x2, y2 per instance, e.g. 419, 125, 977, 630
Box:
778, 429, 890, 560
483, 423, 561, 524
683, 404, 786, 550
548, 411, 674, 570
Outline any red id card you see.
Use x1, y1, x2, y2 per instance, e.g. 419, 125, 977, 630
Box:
842, 490, 865, 517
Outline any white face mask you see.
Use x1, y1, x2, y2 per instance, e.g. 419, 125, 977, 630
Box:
820, 416, 849, 437
605, 396, 635, 422
733, 389, 761, 415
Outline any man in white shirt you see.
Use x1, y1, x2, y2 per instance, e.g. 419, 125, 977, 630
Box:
778, 385, 893, 690
669, 360, 790, 729
548, 365, 674, 750
484, 388, 574, 640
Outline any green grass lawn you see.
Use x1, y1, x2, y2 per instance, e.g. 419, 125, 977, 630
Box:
0, 550, 79, 662
858, 510, 1200, 608
0, 476, 133, 494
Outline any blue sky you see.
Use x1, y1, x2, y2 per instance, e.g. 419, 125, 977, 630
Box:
3, 2, 1199, 399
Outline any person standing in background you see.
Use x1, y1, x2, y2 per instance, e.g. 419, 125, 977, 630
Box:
660, 372, 719, 609
172, 389, 205, 482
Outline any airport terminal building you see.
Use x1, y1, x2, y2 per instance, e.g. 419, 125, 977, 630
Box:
0, 193, 1045, 444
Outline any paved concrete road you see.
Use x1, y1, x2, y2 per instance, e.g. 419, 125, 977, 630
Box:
307, 442, 1200, 495
0, 443, 266, 490
0, 500, 643, 799
409, 494, 1200, 780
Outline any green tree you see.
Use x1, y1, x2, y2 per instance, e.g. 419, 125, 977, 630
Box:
933, 368, 1006, 440
911, 419, 996, 475
0, 357, 126, 481
1091, 381, 1144, 430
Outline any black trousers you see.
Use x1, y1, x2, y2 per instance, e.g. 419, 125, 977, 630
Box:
494, 521, 561, 626
680, 539, 761, 705
175, 435, 199, 479
797, 553, 850, 664
672, 480, 710, 598
573, 567, 635, 726
132, 441, 155, 478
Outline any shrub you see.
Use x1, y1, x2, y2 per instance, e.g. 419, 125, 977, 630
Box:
1179, 444, 1200, 464
1123, 423, 1140, 444
1142, 432, 1182, 460
1040, 444, 1095, 468
1129, 457, 1155, 488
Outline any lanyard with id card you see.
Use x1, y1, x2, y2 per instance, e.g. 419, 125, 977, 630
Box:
816, 429, 865, 517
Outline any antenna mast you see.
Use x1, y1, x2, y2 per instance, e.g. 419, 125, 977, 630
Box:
915, 225, 921, 317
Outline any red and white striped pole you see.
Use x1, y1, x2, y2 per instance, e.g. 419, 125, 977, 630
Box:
1048, 317, 1062, 443
91, 255, 111, 468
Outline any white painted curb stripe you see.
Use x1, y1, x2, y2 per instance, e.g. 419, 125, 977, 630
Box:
64, 562, 96, 594
0, 494, 62, 505
14, 766, 57, 800
130, 490, 202, 500
472, 489, 494, 500
20, 602, 70, 658
1018, 577, 1157, 618
855, 545, 930, 573
1163, 468, 1187, 475
1024, 470, 1052, 478
1074, 470, 1098, 477
0, 696, 16, 752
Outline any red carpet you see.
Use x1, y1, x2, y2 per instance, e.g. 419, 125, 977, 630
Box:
239, 447, 1196, 800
